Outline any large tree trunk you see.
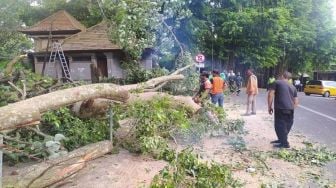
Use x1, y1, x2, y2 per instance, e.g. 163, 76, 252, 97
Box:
128, 92, 201, 113
0, 74, 184, 131
72, 98, 114, 118
0, 84, 129, 131
73, 92, 201, 118
3, 140, 113, 188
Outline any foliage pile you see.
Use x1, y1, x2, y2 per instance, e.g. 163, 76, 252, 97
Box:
117, 96, 241, 155
3, 107, 109, 164
112, 97, 244, 187
0, 70, 55, 107
151, 148, 242, 188
271, 143, 336, 166
3, 128, 50, 164
42, 107, 110, 151
117, 96, 193, 155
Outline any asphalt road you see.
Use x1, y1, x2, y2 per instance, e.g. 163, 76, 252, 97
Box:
251, 90, 336, 151
231, 89, 336, 182
294, 93, 336, 150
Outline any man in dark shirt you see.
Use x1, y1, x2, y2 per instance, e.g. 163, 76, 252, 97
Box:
267, 71, 299, 148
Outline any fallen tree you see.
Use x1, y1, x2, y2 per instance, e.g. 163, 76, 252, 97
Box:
0, 66, 199, 187
3, 140, 113, 188
0, 74, 184, 131
73, 92, 201, 118
128, 92, 201, 113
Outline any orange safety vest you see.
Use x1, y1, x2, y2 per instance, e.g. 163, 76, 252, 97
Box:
211, 77, 224, 94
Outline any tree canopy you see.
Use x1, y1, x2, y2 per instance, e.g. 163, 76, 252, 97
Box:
1, 0, 336, 74
188, 0, 336, 73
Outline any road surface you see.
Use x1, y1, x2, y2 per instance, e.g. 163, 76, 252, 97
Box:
234, 89, 336, 150
231, 89, 336, 182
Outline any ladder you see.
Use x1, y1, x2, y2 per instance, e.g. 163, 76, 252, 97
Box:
47, 42, 72, 80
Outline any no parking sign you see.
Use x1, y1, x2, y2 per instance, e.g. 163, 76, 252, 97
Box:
195, 53, 205, 68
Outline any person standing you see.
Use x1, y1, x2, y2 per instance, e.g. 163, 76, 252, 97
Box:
228, 70, 236, 93
235, 72, 243, 96
210, 70, 226, 107
245, 69, 258, 115
220, 72, 226, 81
267, 75, 276, 91
268, 71, 299, 148
294, 78, 301, 92
193, 72, 212, 104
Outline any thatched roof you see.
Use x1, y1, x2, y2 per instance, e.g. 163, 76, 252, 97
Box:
61, 21, 121, 51
20, 10, 86, 35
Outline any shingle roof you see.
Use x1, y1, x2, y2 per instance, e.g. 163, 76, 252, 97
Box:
21, 10, 86, 34
61, 21, 121, 51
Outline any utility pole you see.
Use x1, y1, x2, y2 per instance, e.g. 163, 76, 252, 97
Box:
211, 23, 215, 70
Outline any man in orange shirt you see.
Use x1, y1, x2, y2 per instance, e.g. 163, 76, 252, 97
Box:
245, 69, 258, 115
210, 70, 226, 107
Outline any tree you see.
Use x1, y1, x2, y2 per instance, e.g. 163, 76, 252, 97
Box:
0, 0, 32, 64
99, 0, 192, 63
191, 0, 336, 73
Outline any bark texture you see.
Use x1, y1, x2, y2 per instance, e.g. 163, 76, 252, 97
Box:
0, 84, 129, 131
3, 141, 113, 188
0, 74, 184, 131
73, 92, 200, 118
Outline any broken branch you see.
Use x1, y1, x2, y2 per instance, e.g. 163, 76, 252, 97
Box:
3, 140, 113, 188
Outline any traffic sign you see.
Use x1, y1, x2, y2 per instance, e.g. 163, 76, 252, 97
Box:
195, 62, 205, 68
195, 53, 205, 63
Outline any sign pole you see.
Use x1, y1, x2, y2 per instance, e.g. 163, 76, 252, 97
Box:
195, 53, 205, 73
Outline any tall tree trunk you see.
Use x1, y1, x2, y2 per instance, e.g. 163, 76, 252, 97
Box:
228, 51, 236, 70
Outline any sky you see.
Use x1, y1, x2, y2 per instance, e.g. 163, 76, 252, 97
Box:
333, 0, 336, 19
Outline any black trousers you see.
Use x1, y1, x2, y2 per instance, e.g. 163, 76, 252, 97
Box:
274, 109, 294, 146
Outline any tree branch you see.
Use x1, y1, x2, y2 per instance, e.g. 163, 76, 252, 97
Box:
27, 128, 53, 138
22, 81, 27, 100
2, 135, 32, 145
5, 54, 27, 76
162, 19, 184, 56
8, 81, 24, 98
144, 64, 195, 92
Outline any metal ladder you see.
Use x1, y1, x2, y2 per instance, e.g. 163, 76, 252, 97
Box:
48, 42, 72, 80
